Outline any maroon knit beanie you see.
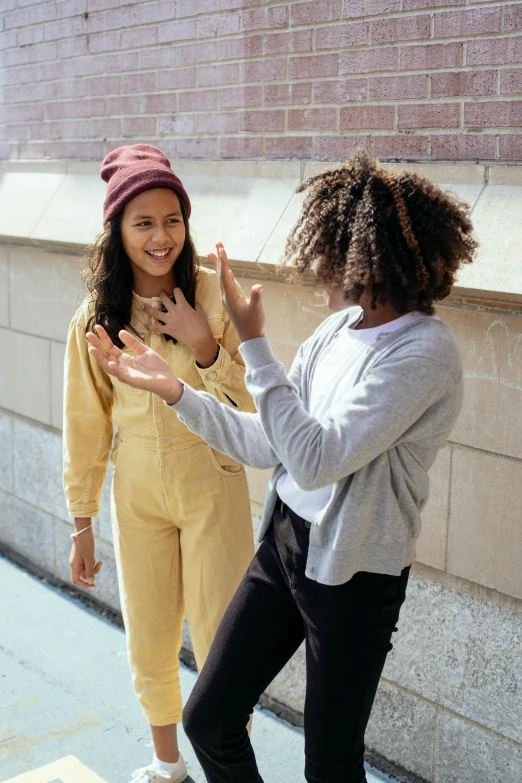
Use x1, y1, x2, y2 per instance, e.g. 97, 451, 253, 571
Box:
101, 144, 192, 223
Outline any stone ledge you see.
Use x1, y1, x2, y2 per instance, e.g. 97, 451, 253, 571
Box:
1, 160, 522, 310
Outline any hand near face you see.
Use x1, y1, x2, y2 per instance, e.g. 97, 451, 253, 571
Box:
86, 325, 184, 405
207, 243, 265, 344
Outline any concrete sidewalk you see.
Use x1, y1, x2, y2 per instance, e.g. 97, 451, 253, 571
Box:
0, 555, 393, 783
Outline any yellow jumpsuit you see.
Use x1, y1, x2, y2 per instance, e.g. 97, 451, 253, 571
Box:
63, 267, 255, 725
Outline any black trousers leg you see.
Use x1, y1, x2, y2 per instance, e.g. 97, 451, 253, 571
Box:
183, 521, 305, 783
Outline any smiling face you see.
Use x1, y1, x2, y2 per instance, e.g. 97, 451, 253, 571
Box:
120, 188, 186, 289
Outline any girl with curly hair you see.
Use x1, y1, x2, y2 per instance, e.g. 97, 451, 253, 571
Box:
87, 149, 476, 783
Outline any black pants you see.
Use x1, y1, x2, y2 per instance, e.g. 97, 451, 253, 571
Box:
183, 501, 410, 783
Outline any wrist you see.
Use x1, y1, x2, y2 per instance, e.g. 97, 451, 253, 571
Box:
193, 339, 219, 369
238, 330, 265, 344
164, 377, 184, 406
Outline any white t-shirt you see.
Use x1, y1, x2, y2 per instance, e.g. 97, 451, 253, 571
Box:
276, 309, 431, 523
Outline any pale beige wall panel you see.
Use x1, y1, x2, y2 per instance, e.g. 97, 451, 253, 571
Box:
0, 327, 51, 425
0, 172, 65, 239
0, 246, 9, 328
9, 247, 83, 342
51, 341, 66, 430
439, 305, 522, 460
448, 446, 522, 600
417, 445, 451, 571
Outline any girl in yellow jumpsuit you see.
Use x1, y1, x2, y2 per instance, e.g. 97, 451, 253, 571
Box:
63, 145, 255, 783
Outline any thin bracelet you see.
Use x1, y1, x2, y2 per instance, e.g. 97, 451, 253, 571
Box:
70, 525, 92, 540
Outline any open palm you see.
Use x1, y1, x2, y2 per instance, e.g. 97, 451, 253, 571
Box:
86, 325, 182, 403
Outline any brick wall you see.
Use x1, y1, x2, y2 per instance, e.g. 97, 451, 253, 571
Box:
1, 0, 521, 162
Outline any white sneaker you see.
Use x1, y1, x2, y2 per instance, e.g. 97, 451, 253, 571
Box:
130, 755, 188, 783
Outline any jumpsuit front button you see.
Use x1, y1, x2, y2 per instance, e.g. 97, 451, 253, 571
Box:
208, 371, 218, 380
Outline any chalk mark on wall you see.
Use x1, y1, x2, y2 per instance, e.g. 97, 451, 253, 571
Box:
464, 318, 522, 393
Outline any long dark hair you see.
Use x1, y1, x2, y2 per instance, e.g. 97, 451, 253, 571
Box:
84, 199, 199, 348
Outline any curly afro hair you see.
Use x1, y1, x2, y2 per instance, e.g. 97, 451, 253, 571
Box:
285, 149, 477, 315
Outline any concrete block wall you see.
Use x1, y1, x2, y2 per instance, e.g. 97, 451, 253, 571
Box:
1, 0, 522, 162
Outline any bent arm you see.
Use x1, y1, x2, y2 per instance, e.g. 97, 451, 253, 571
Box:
241, 337, 454, 491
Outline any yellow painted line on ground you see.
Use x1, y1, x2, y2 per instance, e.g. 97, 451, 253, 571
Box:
1, 755, 109, 783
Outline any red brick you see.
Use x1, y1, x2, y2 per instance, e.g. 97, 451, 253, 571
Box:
499, 134, 522, 161
340, 105, 394, 130
399, 103, 459, 129
315, 22, 369, 50
314, 79, 367, 103
369, 74, 427, 101
344, 0, 399, 19
5, 103, 46, 122
265, 136, 314, 159
57, 0, 87, 18
76, 52, 139, 76
371, 135, 429, 159
220, 85, 263, 108
198, 63, 239, 87
121, 27, 158, 48
265, 83, 312, 105
144, 93, 177, 114
0, 143, 19, 159
175, 42, 218, 66
341, 47, 398, 74
198, 13, 240, 38
400, 43, 462, 70
314, 135, 369, 160
110, 96, 146, 115
4, 123, 31, 141
157, 19, 196, 44
46, 140, 105, 158
5, 41, 57, 67
158, 68, 197, 90
432, 70, 497, 98
85, 77, 120, 101
5, 2, 56, 29
17, 26, 44, 47
121, 116, 157, 136
89, 118, 121, 137
178, 138, 219, 158
288, 108, 337, 131
120, 73, 157, 94
372, 15, 430, 44
176, 0, 216, 18
179, 90, 218, 111
18, 142, 45, 158
219, 136, 264, 158
431, 134, 496, 160
197, 112, 238, 133
89, 32, 122, 55
291, 0, 341, 26
403, 0, 464, 8
60, 120, 87, 138
158, 115, 195, 135
504, 4, 522, 32
57, 79, 88, 99
467, 37, 522, 66
75, 98, 106, 118
219, 35, 263, 60
264, 30, 312, 55
44, 16, 87, 41
58, 37, 88, 59
465, 101, 522, 128
45, 101, 76, 120
243, 7, 288, 32
289, 54, 338, 80
239, 110, 285, 132
500, 69, 522, 95
434, 8, 501, 39
243, 58, 287, 82
31, 121, 62, 140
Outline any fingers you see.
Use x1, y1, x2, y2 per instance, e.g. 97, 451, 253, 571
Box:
142, 302, 168, 321
88, 345, 115, 376
250, 284, 264, 301
94, 324, 122, 357
146, 323, 169, 334
119, 330, 147, 355
158, 289, 176, 309
173, 287, 187, 305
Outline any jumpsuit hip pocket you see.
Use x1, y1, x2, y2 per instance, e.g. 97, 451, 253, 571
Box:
205, 446, 245, 477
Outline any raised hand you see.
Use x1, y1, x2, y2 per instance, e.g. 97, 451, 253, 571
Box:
142, 288, 219, 368
207, 243, 265, 344
86, 325, 184, 405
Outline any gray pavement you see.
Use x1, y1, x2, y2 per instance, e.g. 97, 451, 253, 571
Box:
0, 555, 392, 783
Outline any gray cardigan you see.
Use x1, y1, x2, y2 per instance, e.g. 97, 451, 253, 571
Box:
171, 308, 463, 585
